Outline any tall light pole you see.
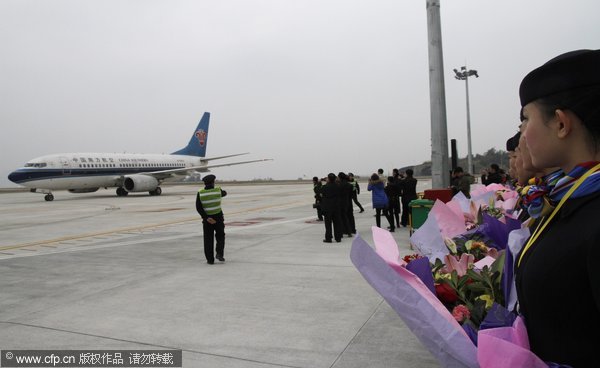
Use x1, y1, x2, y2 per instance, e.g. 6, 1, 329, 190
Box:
453, 66, 478, 175
426, 0, 450, 188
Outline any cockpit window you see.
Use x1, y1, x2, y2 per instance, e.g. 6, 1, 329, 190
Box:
25, 163, 47, 168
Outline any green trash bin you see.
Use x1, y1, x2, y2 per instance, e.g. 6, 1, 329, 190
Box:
409, 199, 434, 235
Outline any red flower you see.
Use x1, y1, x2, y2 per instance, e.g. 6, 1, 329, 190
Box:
403, 254, 422, 263
435, 283, 458, 303
452, 305, 471, 323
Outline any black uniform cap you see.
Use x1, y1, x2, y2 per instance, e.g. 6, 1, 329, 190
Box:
202, 174, 216, 183
506, 131, 521, 152
519, 49, 600, 107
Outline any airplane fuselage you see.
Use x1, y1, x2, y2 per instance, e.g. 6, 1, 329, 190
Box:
8, 113, 270, 201
8, 152, 206, 191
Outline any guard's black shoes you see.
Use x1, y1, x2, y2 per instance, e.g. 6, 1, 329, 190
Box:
207, 260, 214, 265
323, 239, 332, 243
216, 255, 225, 262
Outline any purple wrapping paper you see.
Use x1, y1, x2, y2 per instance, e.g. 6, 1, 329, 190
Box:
405, 256, 436, 295
481, 214, 522, 304
479, 303, 517, 331
350, 235, 478, 368
482, 213, 522, 250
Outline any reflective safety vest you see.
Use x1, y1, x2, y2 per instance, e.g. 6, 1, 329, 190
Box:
198, 187, 223, 215
350, 180, 358, 192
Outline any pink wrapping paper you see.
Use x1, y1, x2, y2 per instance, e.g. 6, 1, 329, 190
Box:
430, 200, 467, 237
478, 317, 547, 368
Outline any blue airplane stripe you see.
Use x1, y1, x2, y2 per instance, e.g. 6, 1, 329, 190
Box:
8, 168, 182, 184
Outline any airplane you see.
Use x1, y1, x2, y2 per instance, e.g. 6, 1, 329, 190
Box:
8, 112, 271, 201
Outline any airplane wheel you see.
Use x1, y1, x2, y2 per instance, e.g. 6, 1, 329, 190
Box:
45, 194, 54, 201
149, 187, 162, 196
116, 187, 128, 197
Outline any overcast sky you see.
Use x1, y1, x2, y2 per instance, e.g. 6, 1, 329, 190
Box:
1, 0, 599, 186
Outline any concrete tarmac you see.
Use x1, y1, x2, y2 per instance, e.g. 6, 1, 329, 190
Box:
0, 182, 439, 368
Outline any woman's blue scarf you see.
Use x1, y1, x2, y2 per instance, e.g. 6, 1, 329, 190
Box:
522, 161, 600, 218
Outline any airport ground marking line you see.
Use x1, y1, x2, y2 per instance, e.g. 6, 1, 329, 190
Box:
327, 299, 385, 368
0, 200, 310, 251
0, 214, 318, 259
0, 321, 307, 368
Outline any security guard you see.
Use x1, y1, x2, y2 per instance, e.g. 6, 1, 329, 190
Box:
348, 173, 364, 213
196, 174, 227, 264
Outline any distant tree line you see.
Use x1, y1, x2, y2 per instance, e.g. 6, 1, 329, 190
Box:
401, 148, 509, 176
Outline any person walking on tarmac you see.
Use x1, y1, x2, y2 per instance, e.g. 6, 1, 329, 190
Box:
196, 174, 227, 264
385, 176, 400, 231
391, 169, 403, 227
348, 173, 364, 213
312, 176, 324, 221
368, 173, 395, 231
321, 173, 343, 243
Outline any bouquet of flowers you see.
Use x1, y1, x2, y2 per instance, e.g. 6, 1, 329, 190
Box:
351, 226, 549, 368
350, 183, 559, 367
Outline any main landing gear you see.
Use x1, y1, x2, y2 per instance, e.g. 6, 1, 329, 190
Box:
149, 187, 162, 196
44, 193, 54, 201
116, 187, 128, 197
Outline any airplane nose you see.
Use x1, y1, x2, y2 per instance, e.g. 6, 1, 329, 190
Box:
8, 171, 23, 183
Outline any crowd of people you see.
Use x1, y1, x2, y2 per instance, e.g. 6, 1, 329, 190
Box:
312, 169, 418, 242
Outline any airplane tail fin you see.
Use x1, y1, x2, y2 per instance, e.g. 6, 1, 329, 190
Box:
172, 112, 210, 157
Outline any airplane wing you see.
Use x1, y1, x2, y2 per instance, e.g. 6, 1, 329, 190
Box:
143, 159, 273, 180
202, 152, 250, 161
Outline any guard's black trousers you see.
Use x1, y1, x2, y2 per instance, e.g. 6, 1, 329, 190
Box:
203, 219, 225, 262
323, 210, 343, 242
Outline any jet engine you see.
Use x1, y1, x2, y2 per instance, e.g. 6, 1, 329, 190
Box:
123, 175, 159, 192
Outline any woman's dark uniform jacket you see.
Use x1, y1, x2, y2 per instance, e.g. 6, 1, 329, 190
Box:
515, 191, 600, 367
319, 181, 340, 214
515, 49, 600, 367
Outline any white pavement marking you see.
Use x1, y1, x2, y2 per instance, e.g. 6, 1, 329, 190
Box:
0, 215, 317, 260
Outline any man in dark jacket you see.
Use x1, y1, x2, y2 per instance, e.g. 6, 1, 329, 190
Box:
450, 167, 471, 198
320, 173, 343, 243
481, 164, 504, 185
384, 176, 399, 231
338, 172, 355, 236
312, 176, 323, 221
400, 169, 418, 227
196, 174, 227, 264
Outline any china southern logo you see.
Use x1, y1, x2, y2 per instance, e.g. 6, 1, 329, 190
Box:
195, 129, 207, 146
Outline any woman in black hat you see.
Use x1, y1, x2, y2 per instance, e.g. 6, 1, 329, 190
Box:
514, 49, 600, 367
